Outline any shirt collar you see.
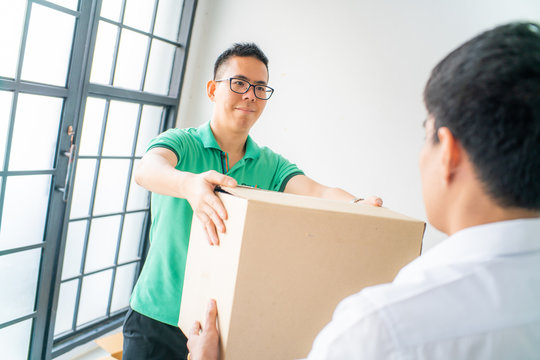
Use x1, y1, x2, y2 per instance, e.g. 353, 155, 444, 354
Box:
399, 218, 540, 275
196, 121, 261, 160
244, 135, 261, 160
197, 121, 221, 150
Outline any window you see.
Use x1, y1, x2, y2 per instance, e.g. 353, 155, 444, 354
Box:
0, 0, 197, 358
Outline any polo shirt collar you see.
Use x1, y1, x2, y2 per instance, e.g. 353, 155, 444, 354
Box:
197, 121, 221, 150
197, 121, 261, 160
244, 134, 261, 160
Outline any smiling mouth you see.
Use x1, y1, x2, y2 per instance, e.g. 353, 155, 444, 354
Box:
235, 107, 255, 112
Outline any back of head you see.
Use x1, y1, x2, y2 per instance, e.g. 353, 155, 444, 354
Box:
213, 42, 269, 79
424, 22, 540, 210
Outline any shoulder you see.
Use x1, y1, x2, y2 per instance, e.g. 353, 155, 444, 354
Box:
309, 276, 453, 358
148, 127, 202, 150
256, 145, 290, 162
308, 289, 396, 359
158, 127, 199, 141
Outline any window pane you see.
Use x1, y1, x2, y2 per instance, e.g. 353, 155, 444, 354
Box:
113, 29, 148, 90
93, 159, 130, 215
89, 21, 118, 85
54, 279, 78, 336
119, 212, 145, 262
0, 249, 41, 323
69, 159, 97, 219
84, 216, 120, 273
47, 0, 79, 10
61, 220, 88, 280
110, 263, 137, 313
0, 176, 51, 251
154, 0, 183, 41
0, 319, 32, 360
79, 97, 106, 156
144, 39, 176, 95
9, 93, 63, 171
135, 105, 163, 156
100, 0, 123, 22
77, 270, 112, 327
0, 91, 13, 169
124, 0, 156, 32
126, 159, 150, 211
0, 1, 26, 78
21, 4, 75, 86
102, 101, 139, 156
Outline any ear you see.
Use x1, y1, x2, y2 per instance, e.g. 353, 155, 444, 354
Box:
437, 127, 462, 185
207, 80, 216, 101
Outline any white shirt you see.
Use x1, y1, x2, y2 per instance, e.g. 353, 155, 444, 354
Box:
306, 218, 540, 359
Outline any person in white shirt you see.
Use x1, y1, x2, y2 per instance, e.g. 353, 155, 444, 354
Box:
186, 21, 540, 360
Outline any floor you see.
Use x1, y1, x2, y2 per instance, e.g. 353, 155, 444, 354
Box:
54, 328, 121, 360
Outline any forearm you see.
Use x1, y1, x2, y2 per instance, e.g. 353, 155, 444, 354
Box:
134, 153, 193, 199
285, 174, 354, 201
319, 186, 382, 206
285, 175, 381, 206
317, 186, 355, 201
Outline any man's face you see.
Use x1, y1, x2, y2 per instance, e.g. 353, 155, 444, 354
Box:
210, 56, 269, 134
419, 117, 445, 232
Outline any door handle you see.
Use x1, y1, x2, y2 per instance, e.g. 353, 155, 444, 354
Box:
56, 125, 76, 202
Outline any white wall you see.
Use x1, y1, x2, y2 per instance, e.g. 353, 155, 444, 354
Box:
178, 0, 540, 252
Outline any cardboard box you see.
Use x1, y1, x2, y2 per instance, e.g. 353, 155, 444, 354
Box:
179, 186, 425, 360
95, 332, 123, 359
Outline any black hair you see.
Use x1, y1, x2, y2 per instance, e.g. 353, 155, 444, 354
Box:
213, 42, 269, 79
424, 22, 540, 210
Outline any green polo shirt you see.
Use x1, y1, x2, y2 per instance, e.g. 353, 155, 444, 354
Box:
130, 122, 304, 326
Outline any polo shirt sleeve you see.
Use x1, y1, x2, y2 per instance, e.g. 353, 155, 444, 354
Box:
146, 128, 189, 165
272, 154, 304, 192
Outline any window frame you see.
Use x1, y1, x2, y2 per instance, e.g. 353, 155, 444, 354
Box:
0, 0, 197, 358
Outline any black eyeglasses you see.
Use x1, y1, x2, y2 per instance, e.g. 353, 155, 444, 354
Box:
215, 77, 274, 100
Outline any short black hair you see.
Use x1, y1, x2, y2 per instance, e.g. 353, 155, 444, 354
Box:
213, 42, 269, 79
424, 22, 540, 210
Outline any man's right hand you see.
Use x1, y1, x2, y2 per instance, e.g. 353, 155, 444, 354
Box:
134, 147, 237, 245
184, 170, 237, 245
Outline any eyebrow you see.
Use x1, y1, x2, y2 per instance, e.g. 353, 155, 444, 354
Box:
233, 74, 267, 85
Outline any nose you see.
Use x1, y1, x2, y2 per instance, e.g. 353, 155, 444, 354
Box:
242, 85, 257, 101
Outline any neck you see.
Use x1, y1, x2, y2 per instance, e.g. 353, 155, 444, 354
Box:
443, 184, 540, 235
209, 119, 248, 156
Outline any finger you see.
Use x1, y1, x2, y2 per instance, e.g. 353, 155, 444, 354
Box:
189, 321, 202, 338
204, 205, 226, 233
362, 196, 383, 207
196, 213, 215, 245
205, 221, 220, 246
205, 194, 228, 221
203, 299, 218, 332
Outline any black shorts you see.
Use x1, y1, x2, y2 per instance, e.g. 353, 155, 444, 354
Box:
122, 308, 188, 360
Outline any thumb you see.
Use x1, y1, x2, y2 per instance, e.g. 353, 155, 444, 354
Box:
205, 171, 237, 188
204, 299, 218, 331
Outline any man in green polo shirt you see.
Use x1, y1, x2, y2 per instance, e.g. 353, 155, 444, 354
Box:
122, 42, 381, 360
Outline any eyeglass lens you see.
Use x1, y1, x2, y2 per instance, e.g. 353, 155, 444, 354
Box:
230, 79, 273, 99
